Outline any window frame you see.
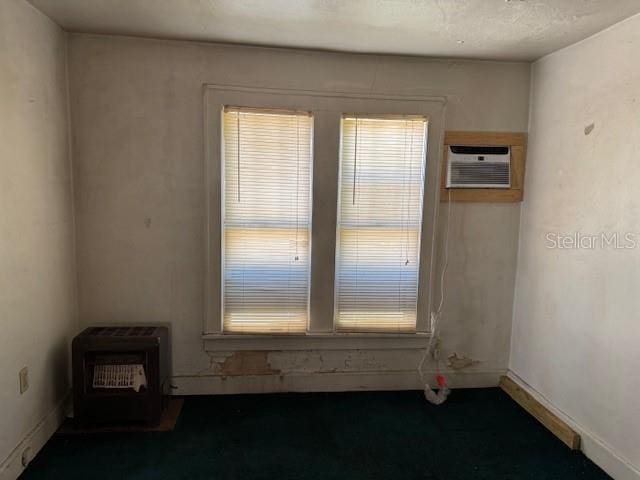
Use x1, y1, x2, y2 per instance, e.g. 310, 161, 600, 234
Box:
333, 115, 429, 333
204, 85, 446, 349
220, 107, 314, 334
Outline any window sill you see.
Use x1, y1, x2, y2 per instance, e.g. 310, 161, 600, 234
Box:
203, 332, 431, 351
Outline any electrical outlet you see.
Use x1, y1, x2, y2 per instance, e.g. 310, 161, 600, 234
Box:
19, 367, 29, 394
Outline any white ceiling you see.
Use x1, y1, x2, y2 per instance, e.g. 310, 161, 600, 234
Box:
28, 0, 640, 61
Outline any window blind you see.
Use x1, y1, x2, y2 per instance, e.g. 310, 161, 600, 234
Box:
222, 107, 313, 333
335, 116, 428, 332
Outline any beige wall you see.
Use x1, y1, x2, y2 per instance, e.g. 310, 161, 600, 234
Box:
68, 34, 530, 392
0, 0, 76, 472
511, 14, 640, 478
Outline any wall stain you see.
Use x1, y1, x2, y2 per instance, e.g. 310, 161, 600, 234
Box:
584, 123, 595, 135
447, 353, 480, 370
217, 351, 281, 376
200, 350, 395, 376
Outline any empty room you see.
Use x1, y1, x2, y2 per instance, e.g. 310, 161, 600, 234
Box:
1, 0, 639, 478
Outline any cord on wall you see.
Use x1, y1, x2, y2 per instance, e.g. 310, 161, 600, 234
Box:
418, 186, 452, 405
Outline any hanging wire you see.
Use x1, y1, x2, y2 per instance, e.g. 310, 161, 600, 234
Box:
417, 188, 452, 403
236, 111, 241, 202
399, 119, 410, 268
398, 119, 410, 313
405, 120, 415, 266
294, 115, 300, 262
352, 117, 359, 205
236, 111, 245, 310
352, 117, 361, 325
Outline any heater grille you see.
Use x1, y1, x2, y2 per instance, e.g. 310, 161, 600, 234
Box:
93, 364, 147, 392
87, 326, 158, 337
72, 326, 170, 424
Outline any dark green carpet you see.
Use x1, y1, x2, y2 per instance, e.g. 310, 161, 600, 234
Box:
22, 389, 608, 480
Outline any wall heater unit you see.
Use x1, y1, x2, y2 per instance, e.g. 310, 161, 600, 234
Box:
72, 326, 170, 425
446, 145, 511, 188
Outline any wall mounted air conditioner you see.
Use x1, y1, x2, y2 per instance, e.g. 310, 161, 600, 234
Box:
446, 145, 511, 188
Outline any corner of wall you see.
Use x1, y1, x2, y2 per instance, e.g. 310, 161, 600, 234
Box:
64, 29, 81, 337
0, 395, 71, 480
506, 59, 535, 373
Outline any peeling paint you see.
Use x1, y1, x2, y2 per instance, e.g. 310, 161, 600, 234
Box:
198, 349, 410, 377
447, 353, 480, 370
270, 350, 328, 373
269, 350, 387, 374
197, 352, 231, 375
216, 351, 280, 375
343, 350, 386, 370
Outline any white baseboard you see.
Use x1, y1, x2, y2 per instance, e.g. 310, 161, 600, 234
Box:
171, 369, 505, 395
507, 371, 640, 480
0, 393, 70, 480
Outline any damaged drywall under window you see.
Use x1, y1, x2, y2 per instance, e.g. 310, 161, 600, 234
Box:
199, 349, 483, 377
203, 350, 403, 376
447, 353, 481, 370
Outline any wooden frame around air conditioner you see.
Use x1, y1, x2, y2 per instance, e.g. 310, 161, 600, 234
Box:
441, 131, 527, 202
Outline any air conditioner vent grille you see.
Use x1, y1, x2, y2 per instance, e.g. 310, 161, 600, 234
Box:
450, 162, 510, 186
447, 145, 511, 189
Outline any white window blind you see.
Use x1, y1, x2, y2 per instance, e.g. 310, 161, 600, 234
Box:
335, 116, 428, 332
222, 107, 313, 333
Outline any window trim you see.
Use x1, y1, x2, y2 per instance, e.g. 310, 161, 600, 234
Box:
202, 332, 432, 351
204, 85, 447, 345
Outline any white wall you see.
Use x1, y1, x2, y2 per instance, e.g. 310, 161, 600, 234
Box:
511, 13, 640, 478
0, 0, 77, 475
68, 34, 530, 393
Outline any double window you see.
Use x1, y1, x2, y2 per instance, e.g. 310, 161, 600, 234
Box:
206, 87, 444, 338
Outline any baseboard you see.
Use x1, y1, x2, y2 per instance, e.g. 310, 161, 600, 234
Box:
0, 393, 70, 480
500, 375, 580, 449
171, 369, 506, 395
507, 371, 640, 480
